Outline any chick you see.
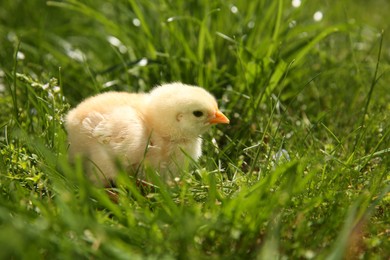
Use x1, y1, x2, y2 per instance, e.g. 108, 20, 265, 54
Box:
65, 83, 229, 185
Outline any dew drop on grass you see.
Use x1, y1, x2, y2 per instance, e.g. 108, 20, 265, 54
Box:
289, 20, 297, 28
103, 80, 119, 89
132, 18, 141, 27
167, 17, 175, 23
107, 35, 121, 47
7, 31, 18, 42
292, 0, 301, 8
211, 137, 219, 148
138, 58, 148, 66
17, 51, 25, 60
67, 49, 84, 62
107, 35, 127, 53
247, 20, 255, 29
230, 5, 238, 14
313, 11, 323, 22
120, 46, 127, 53
304, 250, 315, 259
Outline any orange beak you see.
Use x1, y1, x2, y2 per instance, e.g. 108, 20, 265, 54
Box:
209, 110, 230, 124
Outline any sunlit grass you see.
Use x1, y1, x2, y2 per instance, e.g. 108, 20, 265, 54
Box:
0, 0, 389, 259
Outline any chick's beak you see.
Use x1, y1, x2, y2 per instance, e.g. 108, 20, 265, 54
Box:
209, 110, 230, 124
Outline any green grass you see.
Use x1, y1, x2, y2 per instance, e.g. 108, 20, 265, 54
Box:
1, 0, 389, 259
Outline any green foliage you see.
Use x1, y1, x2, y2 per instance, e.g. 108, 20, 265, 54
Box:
0, 0, 389, 259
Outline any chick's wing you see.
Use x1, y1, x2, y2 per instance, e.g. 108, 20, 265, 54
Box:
82, 106, 147, 147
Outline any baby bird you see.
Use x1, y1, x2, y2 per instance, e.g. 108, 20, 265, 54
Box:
65, 83, 229, 185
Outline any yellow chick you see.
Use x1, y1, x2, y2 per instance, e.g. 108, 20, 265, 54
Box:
65, 83, 229, 185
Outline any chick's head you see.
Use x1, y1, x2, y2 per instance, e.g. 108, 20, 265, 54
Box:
146, 83, 229, 140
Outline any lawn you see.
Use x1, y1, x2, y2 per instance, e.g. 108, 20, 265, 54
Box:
0, 0, 389, 259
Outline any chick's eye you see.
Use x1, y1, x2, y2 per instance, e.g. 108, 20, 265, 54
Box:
192, 110, 204, 117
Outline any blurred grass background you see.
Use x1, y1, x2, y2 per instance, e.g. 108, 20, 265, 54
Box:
0, 0, 389, 259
